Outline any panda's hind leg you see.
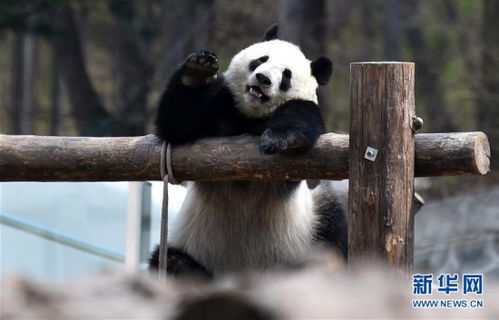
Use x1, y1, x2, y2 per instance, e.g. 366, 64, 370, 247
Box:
311, 181, 348, 259
181, 50, 219, 86
149, 245, 213, 280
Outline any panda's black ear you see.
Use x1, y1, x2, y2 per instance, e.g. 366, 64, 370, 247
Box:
311, 57, 333, 86
261, 23, 278, 41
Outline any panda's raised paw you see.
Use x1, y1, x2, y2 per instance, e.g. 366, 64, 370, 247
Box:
258, 128, 307, 155
181, 50, 219, 86
185, 50, 218, 72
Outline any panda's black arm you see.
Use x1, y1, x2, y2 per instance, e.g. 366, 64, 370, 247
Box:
259, 99, 326, 154
155, 50, 238, 144
154, 71, 217, 144
155, 72, 253, 144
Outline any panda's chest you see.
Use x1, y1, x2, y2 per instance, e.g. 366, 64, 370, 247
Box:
170, 181, 316, 273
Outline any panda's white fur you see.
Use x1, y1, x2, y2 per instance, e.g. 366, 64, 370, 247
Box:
224, 39, 319, 118
170, 180, 319, 273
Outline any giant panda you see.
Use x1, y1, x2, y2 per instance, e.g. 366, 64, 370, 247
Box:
150, 24, 347, 278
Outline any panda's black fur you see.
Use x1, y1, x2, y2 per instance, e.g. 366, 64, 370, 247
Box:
150, 25, 347, 278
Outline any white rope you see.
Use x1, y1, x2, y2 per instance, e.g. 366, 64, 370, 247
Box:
158, 173, 169, 278
166, 143, 178, 185
158, 141, 177, 278
160, 142, 178, 185
160, 141, 167, 179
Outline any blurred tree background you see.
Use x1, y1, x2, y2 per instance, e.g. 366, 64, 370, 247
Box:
2, 0, 498, 281
0, 0, 497, 174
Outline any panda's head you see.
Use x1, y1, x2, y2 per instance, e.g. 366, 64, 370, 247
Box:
224, 24, 333, 118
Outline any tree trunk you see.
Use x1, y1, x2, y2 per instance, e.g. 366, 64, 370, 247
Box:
359, 1, 376, 60
10, 31, 36, 135
50, 47, 62, 136
278, 0, 326, 57
160, 0, 215, 78
404, 0, 456, 132
479, 0, 499, 169
385, 0, 400, 60
51, 4, 112, 136
109, 2, 153, 136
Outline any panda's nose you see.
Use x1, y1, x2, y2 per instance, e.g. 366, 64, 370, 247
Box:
255, 73, 272, 86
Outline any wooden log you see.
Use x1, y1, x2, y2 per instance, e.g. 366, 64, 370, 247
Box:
348, 62, 416, 271
0, 135, 163, 182
415, 132, 490, 176
171, 133, 350, 181
0, 132, 489, 182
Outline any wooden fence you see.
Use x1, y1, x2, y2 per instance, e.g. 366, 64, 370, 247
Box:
0, 62, 490, 271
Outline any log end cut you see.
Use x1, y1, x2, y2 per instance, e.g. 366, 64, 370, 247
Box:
474, 131, 491, 175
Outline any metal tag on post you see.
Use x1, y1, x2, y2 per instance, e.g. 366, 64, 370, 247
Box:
364, 146, 378, 162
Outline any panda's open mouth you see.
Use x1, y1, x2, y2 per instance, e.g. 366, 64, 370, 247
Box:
247, 85, 269, 102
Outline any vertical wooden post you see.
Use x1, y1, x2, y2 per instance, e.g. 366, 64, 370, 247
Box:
348, 62, 416, 272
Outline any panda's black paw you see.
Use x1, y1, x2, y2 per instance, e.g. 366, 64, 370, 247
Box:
258, 128, 307, 154
181, 50, 219, 86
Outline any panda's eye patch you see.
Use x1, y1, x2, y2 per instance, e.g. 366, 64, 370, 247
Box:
259, 56, 269, 62
280, 69, 292, 91
249, 56, 269, 71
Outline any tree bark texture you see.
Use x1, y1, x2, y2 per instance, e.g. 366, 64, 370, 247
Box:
348, 62, 416, 271
0, 132, 489, 182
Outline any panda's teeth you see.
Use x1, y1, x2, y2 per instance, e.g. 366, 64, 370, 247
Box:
249, 86, 263, 98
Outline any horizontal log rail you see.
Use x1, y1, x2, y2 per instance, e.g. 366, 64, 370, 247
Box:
0, 132, 490, 182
